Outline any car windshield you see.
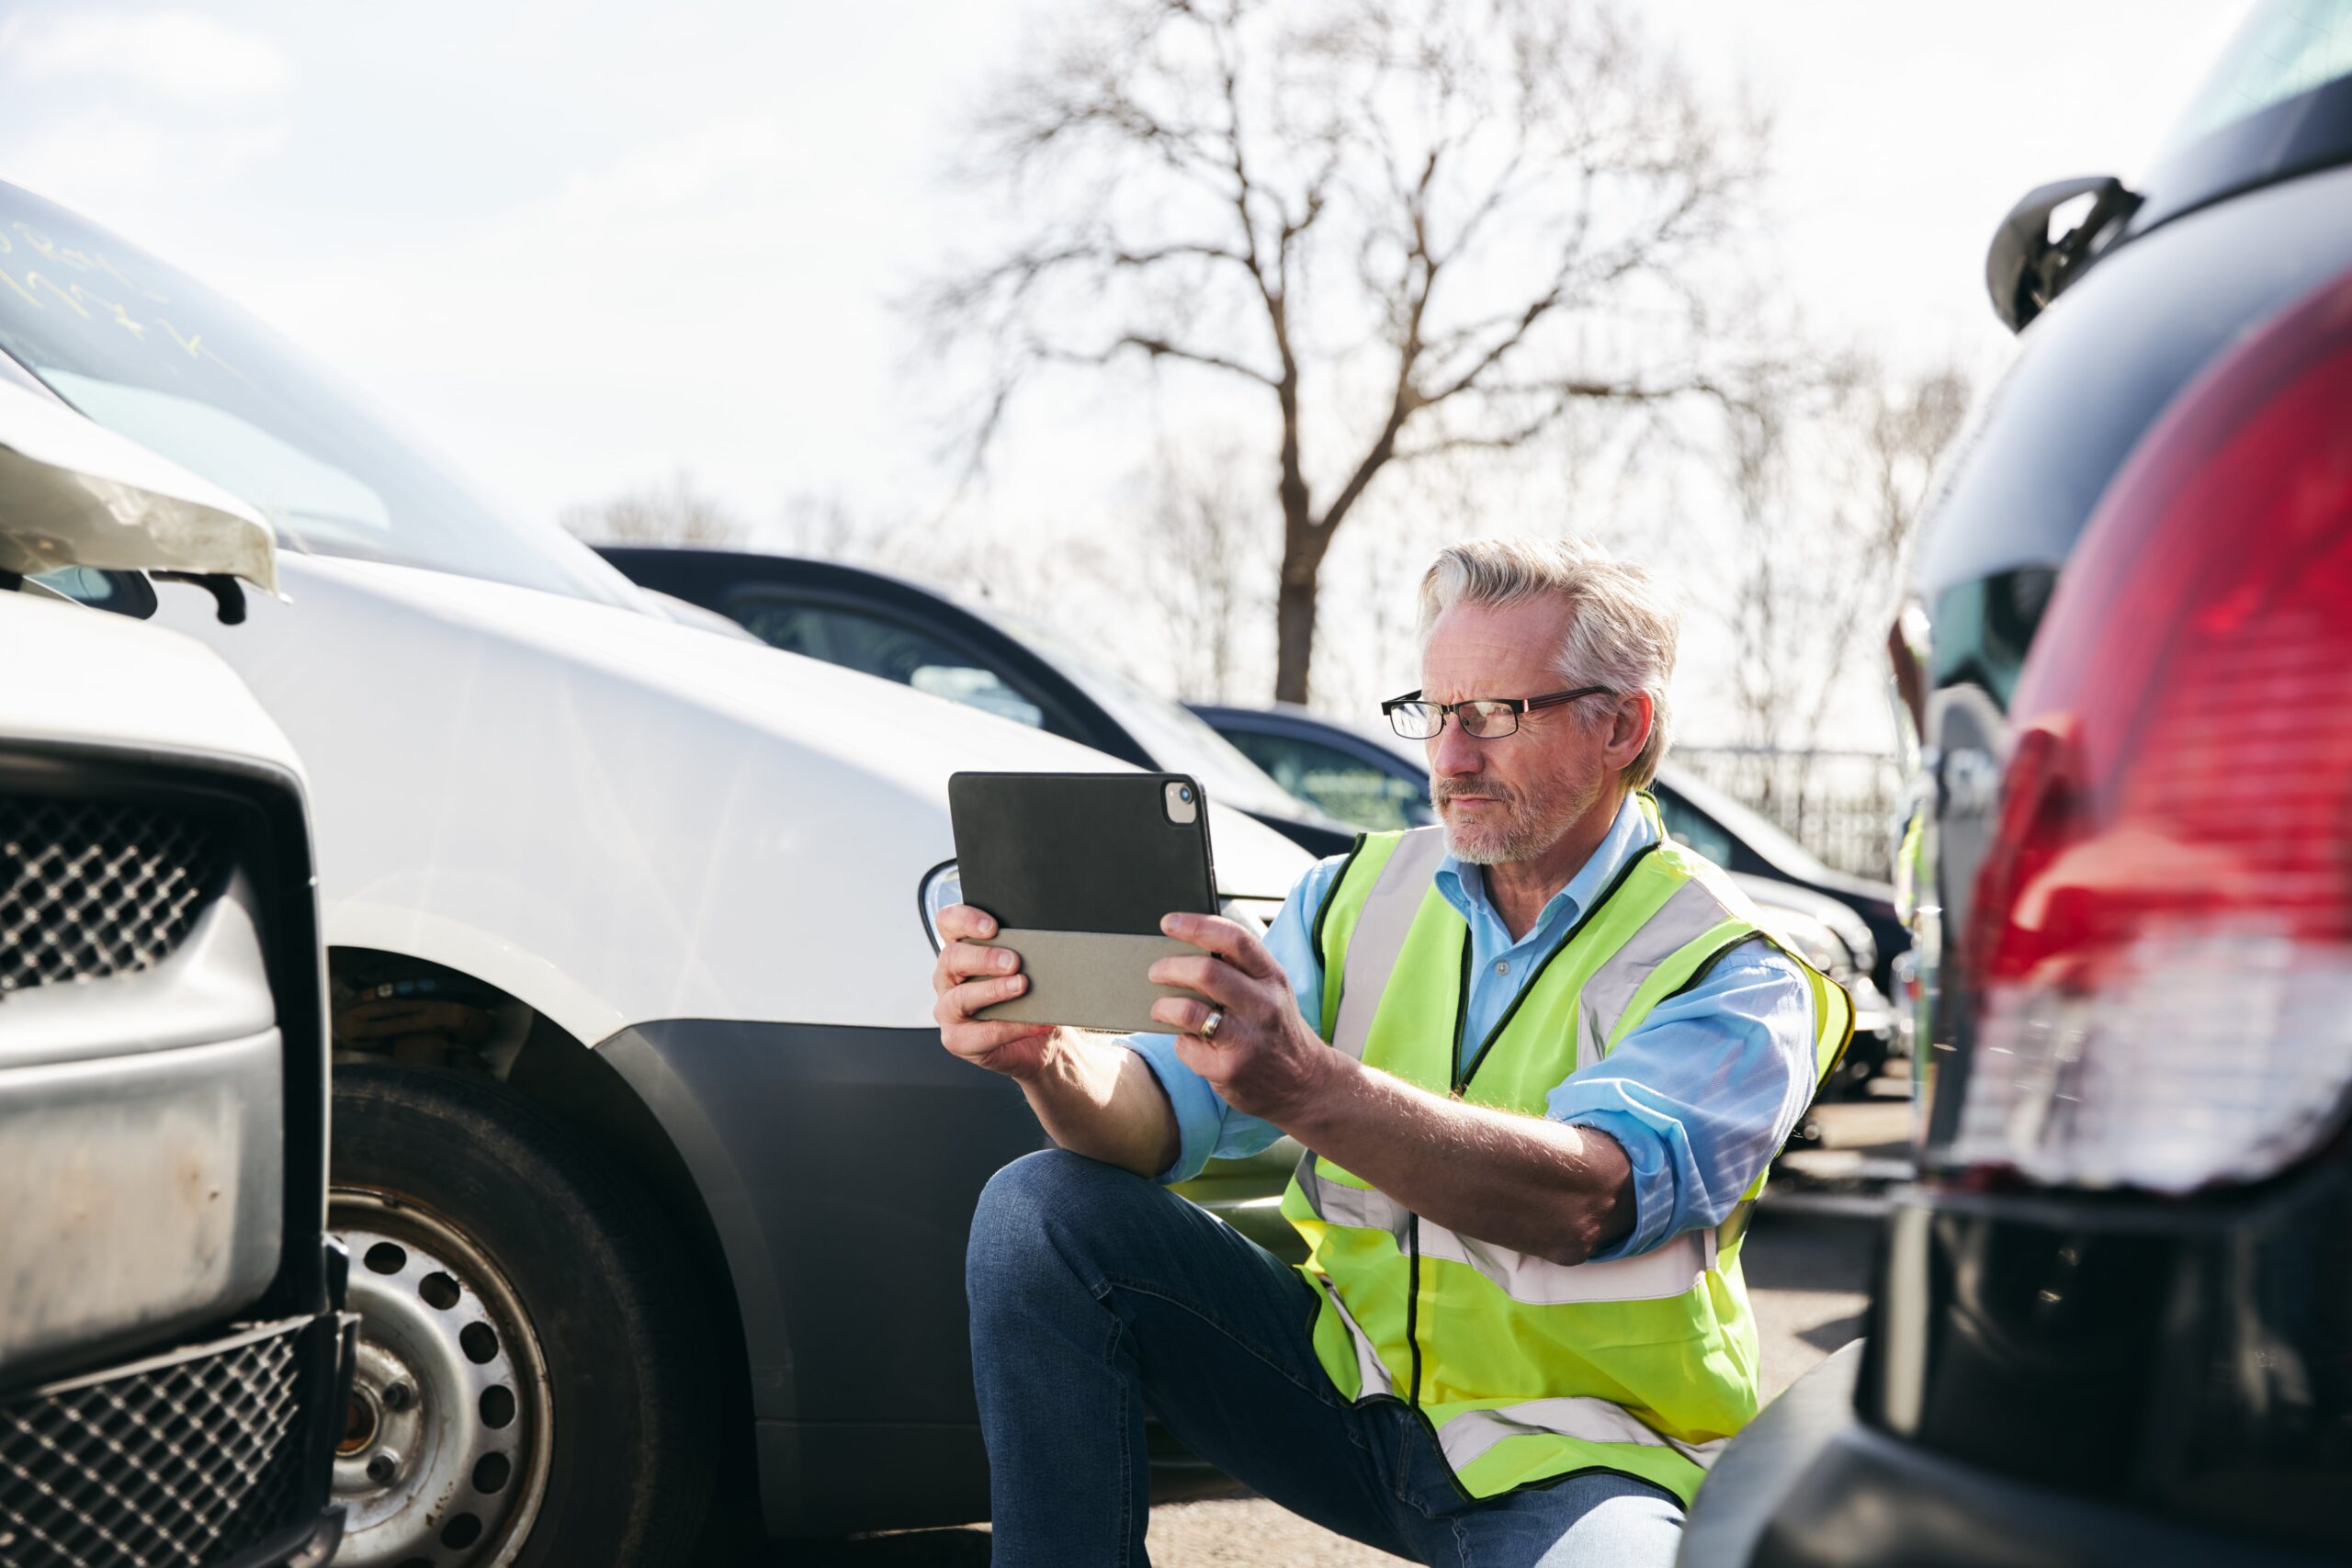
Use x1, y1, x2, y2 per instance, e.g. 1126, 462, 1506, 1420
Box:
0, 184, 638, 607
994, 612, 1311, 817
2163, 0, 2352, 151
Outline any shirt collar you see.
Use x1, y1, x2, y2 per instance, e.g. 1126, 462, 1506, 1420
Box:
1433, 789, 1661, 935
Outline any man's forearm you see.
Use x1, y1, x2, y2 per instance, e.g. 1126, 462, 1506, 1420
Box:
1015, 1029, 1182, 1179
1280, 1055, 1634, 1266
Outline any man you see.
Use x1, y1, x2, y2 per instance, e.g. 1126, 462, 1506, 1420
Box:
930, 538, 1849, 1565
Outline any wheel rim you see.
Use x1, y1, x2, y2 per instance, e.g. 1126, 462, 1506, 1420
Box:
329, 1188, 555, 1568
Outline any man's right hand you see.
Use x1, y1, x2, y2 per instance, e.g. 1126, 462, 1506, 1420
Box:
931, 904, 1057, 1078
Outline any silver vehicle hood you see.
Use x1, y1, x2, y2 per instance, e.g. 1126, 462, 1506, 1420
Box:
0, 380, 276, 591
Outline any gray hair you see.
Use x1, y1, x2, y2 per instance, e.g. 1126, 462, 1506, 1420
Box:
1416, 537, 1679, 790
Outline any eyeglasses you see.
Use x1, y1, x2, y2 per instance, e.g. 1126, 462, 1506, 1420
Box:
1381, 685, 1614, 740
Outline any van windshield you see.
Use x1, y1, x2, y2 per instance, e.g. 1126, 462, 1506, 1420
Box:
2164, 0, 2352, 152
0, 184, 637, 607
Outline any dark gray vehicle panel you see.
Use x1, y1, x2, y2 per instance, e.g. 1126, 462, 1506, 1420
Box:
1918, 159, 2352, 1015
1918, 159, 2352, 609
599, 1018, 1048, 1531
600, 1018, 1045, 1423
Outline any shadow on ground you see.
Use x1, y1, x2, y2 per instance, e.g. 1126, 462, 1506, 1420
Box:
752, 1532, 993, 1565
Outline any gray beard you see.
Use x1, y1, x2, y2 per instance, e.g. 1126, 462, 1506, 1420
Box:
1440, 807, 1568, 865
1435, 769, 1601, 865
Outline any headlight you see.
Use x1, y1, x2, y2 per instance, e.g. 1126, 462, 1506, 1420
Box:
919, 861, 961, 953
1824, 905, 1877, 975
1752, 906, 1849, 979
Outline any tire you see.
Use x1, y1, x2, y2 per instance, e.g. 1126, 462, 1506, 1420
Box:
328, 1065, 718, 1568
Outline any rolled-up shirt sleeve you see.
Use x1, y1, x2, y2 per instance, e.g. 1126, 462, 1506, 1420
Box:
1115, 853, 1348, 1184
1545, 939, 1818, 1261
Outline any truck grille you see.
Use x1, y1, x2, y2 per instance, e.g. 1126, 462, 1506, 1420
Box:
0, 799, 220, 995
0, 1324, 310, 1568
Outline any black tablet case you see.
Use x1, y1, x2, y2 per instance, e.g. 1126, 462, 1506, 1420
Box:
949, 772, 1219, 1033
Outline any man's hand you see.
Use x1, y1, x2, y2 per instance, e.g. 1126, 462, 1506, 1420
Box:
1149, 911, 1334, 1125
931, 904, 1056, 1079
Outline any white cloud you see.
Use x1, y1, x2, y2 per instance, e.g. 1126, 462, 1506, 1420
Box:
0, 106, 291, 204
531, 114, 797, 219
0, 10, 292, 104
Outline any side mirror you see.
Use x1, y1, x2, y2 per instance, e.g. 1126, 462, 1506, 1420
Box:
1984, 175, 2141, 333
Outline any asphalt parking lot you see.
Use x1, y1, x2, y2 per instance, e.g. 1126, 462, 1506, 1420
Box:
762, 1092, 1902, 1566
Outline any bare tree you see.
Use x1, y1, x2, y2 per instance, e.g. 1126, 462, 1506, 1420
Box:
1716, 354, 1970, 769
1799, 360, 1970, 742
773, 491, 877, 562
916, 0, 1771, 704
1137, 444, 1272, 703
559, 468, 746, 547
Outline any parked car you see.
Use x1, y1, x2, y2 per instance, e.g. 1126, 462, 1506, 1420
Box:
1192, 701, 1902, 1090
1685, 4, 2352, 1562
595, 547, 1361, 857
1189, 700, 1441, 834
0, 183, 1314, 1561
1, 379, 350, 1566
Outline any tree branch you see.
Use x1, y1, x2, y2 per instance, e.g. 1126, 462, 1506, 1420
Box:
1037, 334, 1281, 387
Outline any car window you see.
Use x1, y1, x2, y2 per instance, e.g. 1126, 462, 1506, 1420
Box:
1653, 791, 1736, 866
28, 566, 156, 616
1225, 730, 1432, 832
0, 185, 636, 607
729, 599, 1047, 728
2165, 0, 2352, 151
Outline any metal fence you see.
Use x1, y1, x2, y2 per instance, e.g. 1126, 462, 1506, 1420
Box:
1669, 747, 1903, 882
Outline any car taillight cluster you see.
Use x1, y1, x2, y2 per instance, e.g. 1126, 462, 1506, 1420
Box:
1948, 270, 2352, 1192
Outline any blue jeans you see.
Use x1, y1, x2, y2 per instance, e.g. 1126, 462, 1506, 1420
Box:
967, 1149, 1686, 1566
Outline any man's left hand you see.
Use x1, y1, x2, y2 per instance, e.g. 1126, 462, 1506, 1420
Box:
1149, 912, 1336, 1125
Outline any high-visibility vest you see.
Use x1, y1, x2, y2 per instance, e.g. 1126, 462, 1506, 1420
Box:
1279, 796, 1853, 1506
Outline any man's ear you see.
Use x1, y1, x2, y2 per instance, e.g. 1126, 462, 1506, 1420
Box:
1605, 692, 1654, 772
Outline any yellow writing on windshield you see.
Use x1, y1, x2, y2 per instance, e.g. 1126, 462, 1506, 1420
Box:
0, 221, 231, 377
68, 282, 147, 340
23, 273, 87, 317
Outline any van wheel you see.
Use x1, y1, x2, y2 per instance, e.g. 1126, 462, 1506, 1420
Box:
328, 1066, 716, 1568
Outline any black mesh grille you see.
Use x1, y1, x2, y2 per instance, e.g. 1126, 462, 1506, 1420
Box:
0, 1326, 309, 1568
0, 800, 221, 994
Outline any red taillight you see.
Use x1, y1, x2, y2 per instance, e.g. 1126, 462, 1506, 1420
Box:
1950, 269, 2352, 1191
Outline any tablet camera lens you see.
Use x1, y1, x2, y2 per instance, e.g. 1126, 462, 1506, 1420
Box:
1179, 785, 1194, 803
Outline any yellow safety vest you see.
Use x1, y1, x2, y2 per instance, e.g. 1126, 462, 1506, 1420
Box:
1280, 798, 1853, 1506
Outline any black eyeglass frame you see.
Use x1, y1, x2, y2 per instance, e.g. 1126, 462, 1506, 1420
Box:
1380, 685, 1616, 740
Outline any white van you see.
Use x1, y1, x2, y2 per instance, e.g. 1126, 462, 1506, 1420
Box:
0, 378, 350, 1565
0, 184, 1311, 1563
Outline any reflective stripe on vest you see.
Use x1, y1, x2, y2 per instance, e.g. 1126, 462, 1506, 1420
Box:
1283, 800, 1852, 1507
1329, 827, 1450, 1061
1437, 1397, 1731, 1476
1294, 1150, 1715, 1303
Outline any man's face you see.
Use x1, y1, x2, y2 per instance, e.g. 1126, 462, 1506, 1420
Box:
1419, 597, 1619, 865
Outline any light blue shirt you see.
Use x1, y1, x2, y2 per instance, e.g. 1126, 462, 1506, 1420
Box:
1123, 793, 1819, 1261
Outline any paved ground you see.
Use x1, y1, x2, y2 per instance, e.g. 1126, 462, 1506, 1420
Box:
774, 1092, 1901, 1565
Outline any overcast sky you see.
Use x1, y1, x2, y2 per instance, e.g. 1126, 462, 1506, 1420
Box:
0, 0, 2256, 730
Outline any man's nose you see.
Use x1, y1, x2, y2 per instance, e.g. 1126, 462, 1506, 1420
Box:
1430, 714, 1486, 775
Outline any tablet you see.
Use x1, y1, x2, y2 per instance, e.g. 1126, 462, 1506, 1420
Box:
948, 771, 1219, 1033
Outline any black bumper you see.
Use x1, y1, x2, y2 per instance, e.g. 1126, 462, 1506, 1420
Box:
1683, 1341, 2341, 1568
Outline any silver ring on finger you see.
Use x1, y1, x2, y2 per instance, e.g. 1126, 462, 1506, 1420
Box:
1199, 1006, 1226, 1042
